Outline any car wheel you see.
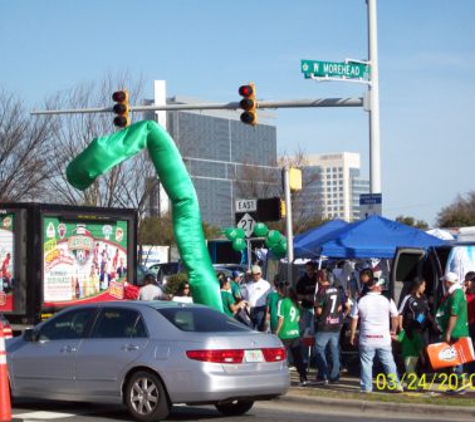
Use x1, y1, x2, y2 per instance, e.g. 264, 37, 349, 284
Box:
125, 370, 170, 422
215, 400, 254, 416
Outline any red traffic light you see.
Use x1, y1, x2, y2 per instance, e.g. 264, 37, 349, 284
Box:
112, 91, 127, 102
238, 85, 254, 97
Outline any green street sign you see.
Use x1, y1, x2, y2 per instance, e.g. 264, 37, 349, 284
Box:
301, 60, 370, 80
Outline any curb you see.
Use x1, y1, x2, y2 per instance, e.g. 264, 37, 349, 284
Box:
279, 390, 475, 418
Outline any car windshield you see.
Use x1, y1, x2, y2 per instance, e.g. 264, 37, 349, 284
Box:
157, 307, 252, 332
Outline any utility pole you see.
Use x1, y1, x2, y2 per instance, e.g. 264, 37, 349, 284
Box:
367, 0, 381, 194
282, 166, 294, 285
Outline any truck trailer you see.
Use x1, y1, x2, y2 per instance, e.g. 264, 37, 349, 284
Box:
0, 203, 138, 331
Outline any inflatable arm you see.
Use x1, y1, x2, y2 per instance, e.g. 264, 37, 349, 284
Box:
66, 120, 223, 311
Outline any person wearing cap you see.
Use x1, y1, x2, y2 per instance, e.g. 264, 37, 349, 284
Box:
349, 277, 402, 393
436, 272, 469, 391
242, 265, 271, 331
436, 272, 469, 344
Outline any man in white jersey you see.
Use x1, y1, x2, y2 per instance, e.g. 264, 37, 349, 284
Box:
242, 265, 271, 331
349, 277, 402, 393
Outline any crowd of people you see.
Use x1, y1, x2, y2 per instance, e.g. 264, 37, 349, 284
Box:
137, 260, 475, 393
221, 260, 475, 393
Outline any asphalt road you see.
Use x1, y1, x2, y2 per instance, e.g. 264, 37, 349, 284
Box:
11, 397, 474, 422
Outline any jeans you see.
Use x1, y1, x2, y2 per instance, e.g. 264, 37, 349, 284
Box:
299, 308, 314, 364
360, 344, 400, 392
314, 331, 340, 381
250, 306, 266, 331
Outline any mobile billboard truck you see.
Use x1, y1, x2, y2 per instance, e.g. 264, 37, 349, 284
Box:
0, 203, 138, 332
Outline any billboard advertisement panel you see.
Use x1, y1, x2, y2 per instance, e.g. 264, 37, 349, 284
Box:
42, 217, 129, 308
0, 213, 15, 312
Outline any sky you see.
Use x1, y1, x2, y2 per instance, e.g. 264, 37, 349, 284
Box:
1, 0, 474, 226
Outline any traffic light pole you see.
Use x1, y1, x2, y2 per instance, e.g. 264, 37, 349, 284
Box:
30, 97, 364, 115
282, 166, 294, 285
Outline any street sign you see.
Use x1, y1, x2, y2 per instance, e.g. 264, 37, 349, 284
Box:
236, 213, 256, 238
359, 193, 382, 218
301, 60, 370, 80
235, 198, 257, 213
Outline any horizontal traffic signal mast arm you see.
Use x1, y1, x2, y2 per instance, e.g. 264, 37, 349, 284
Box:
30, 97, 363, 115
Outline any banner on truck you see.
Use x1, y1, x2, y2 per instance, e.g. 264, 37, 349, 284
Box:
43, 217, 129, 306
0, 214, 15, 312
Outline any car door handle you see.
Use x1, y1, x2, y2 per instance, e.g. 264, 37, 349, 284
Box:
61, 345, 77, 353
122, 343, 140, 351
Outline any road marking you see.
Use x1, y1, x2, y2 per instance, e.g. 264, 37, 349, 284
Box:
14, 410, 86, 420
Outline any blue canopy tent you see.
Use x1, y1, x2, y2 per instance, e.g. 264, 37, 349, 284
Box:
313, 215, 446, 259
293, 219, 349, 259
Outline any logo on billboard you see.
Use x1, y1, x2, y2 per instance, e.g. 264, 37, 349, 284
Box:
47, 222, 56, 238
58, 223, 67, 239
103, 225, 113, 240
115, 227, 124, 243
68, 224, 94, 265
2, 217, 12, 229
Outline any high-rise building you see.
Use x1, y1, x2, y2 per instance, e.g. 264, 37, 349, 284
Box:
301, 153, 370, 221
145, 81, 279, 228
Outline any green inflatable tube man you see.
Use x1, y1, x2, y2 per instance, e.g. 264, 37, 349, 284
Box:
66, 120, 223, 312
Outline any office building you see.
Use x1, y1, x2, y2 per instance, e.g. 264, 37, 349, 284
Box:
145, 81, 279, 228
301, 152, 370, 221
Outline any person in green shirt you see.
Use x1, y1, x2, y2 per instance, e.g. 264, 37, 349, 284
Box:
436, 272, 469, 391
266, 281, 285, 334
436, 272, 469, 342
230, 270, 243, 301
220, 277, 248, 318
276, 287, 308, 386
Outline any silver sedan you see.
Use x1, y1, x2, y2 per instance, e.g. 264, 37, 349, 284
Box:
7, 301, 289, 421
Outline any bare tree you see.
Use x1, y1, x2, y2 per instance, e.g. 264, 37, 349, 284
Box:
43, 73, 157, 219
0, 89, 57, 202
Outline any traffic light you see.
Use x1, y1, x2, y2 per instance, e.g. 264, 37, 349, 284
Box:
257, 197, 283, 222
280, 199, 286, 218
238, 83, 257, 125
112, 90, 130, 128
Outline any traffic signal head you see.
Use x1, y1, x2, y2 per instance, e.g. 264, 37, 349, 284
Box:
238, 83, 257, 126
112, 90, 130, 128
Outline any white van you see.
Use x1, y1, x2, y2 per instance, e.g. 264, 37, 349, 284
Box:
391, 242, 475, 307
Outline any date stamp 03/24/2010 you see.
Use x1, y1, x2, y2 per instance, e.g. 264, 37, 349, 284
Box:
375, 373, 475, 392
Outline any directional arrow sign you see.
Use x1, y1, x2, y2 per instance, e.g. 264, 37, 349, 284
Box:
236, 213, 256, 238
301, 60, 370, 80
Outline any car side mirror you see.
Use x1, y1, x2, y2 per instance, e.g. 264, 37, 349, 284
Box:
23, 328, 36, 342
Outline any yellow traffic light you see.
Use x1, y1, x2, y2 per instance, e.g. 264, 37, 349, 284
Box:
280, 199, 286, 218
112, 90, 130, 128
289, 167, 303, 191
238, 83, 257, 126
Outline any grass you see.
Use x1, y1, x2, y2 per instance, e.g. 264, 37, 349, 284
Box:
290, 384, 475, 407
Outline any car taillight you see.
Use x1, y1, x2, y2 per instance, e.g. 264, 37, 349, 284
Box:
186, 349, 244, 364
262, 347, 286, 362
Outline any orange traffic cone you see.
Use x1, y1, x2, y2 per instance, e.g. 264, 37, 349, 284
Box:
0, 321, 11, 422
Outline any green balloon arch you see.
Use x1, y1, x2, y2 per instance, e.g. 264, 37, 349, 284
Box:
66, 120, 223, 312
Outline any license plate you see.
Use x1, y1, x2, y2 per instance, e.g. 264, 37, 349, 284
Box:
244, 349, 264, 363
